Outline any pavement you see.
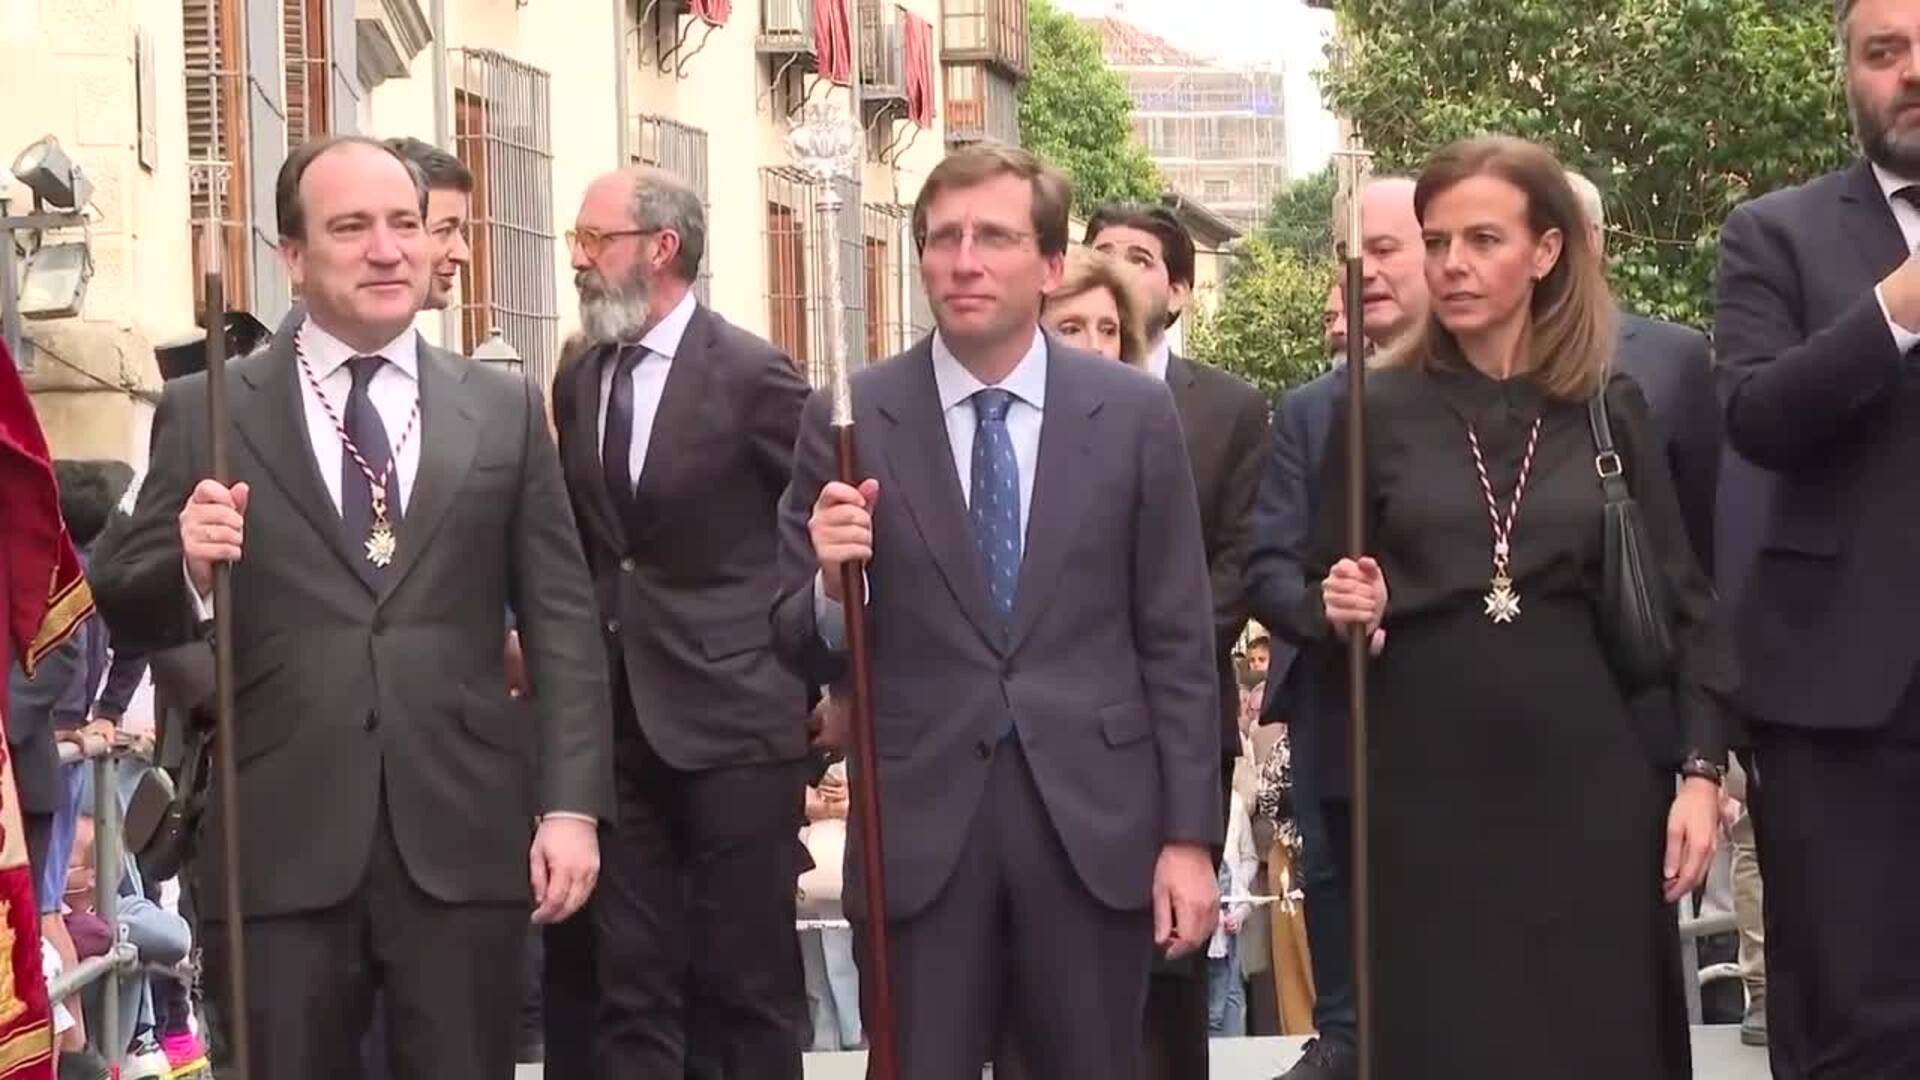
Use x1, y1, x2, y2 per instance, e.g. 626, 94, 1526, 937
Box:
519, 1026, 1772, 1078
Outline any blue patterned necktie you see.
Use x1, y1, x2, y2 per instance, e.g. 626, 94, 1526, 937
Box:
969, 388, 1022, 622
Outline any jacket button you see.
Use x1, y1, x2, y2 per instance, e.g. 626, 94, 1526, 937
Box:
365, 712, 379, 732
605, 618, 621, 634
619, 557, 636, 573
975, 741, 992, 760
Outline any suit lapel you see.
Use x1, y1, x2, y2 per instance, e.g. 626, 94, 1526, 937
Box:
629, 306, 718, 542
878, 344, 1005, 651
568, 343, 628, 554
1009, 343, 1098, 654
231, 335, 370, 588
1165, 351, 1201, 429
1840, 160, 1910, 282
378, 344, 478, 603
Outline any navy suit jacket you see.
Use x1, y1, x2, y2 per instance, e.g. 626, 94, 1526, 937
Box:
1716, 159, 1920, 733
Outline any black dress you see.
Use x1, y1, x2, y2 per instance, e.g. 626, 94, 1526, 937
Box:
1284, 361, 1735, 1078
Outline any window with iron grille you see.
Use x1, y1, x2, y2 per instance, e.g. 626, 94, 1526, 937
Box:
184, 0, 250, 311
630, 114, 712, 304
864, 203, 921, 356
452, 49, 559, 385
285, 0, 332, 144
761, 167, 866, 382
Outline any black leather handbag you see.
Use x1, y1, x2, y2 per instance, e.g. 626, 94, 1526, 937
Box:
1588, 388, 1676, 689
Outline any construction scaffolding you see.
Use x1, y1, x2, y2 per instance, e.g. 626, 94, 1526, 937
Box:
1088, 16, 1287, 230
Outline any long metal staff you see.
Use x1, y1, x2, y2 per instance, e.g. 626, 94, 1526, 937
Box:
788, 103, 899, 1080
200, 187, 252, 1080
1333, 140, 1374, 1080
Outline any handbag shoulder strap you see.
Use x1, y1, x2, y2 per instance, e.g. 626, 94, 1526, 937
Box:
1586, 389, 1632, 503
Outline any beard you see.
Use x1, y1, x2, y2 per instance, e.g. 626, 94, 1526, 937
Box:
1851, 81, 1920, 177
577, 265, 653, 345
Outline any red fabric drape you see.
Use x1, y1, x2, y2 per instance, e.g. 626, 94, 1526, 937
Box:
0, 338, 76, 1080
814, 0, 853, 85
691, 0, 730, 27
902, 11, 935, 128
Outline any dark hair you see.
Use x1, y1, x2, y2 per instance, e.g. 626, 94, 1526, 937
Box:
276, 135, 429, 242
1248, 635, 1270, 650
384, 136, 474, 194
912, 142, 1072, 257
54, 459, 134, 548
1083, 203, 1196, 290
1387, 136, 1615, 403
1836, 0, 1859, 50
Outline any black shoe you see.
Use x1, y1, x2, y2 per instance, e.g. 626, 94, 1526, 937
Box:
1276, 1037, 1358, 1080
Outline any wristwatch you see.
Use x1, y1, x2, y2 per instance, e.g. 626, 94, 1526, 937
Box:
1678, 754, 1727, 786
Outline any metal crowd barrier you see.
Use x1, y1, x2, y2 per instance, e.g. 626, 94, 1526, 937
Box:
46, 734, 150, 1067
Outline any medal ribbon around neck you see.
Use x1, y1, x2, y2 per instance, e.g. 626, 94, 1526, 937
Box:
295, 328, 422, 566
1466, 415, 1543, 624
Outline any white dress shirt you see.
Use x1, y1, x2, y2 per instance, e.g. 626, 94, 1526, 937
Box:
1144, 335, 1172, 382
189, 318, 421, 616
815, 328, 1050, 643
1871, 162, 1920, 353
595, 289, 699, 486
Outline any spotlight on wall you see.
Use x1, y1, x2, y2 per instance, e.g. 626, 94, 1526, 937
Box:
11, 136, 93, 211
18, 242, 92, 319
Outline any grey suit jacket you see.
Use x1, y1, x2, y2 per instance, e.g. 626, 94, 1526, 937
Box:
771, 336, 1221, 920
89, 330, 613, 920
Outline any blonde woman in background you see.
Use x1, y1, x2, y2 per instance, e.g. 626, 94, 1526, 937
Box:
1042, 246, 1150, 367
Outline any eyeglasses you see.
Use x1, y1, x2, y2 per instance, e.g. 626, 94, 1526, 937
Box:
920, 223, 1035, 256
565, 226, 660, 259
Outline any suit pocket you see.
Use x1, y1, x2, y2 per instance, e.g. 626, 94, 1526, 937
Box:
1099, 702, 1151, 747
460, 686, 530, 757
700, 616, 770, 661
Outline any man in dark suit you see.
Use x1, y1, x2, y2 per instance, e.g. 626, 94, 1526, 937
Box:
1247, 176, 1424, 1080
89, 135, 613, 1080
1086, 202, 1268, 1077
771, 143, 1222, 1079
546, 165, 812, 1078
1713, 1, 1920, 1073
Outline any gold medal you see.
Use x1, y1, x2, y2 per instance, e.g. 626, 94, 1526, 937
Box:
365, 520, 398, 567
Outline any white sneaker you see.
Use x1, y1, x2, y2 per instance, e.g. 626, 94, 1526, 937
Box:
124, 1047, 172, 1080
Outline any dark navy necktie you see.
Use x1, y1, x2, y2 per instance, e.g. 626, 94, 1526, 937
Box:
602, 345, 645, 510
341, 355, 400, 563
969, 388, 1023, 622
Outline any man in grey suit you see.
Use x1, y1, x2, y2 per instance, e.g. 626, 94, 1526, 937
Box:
90, 135, 613, 1080
771, 143, 1222, 1079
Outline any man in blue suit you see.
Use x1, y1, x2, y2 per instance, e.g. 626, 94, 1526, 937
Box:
1246, 176, 1424, 1080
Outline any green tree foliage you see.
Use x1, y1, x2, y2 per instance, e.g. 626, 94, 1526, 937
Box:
1019, 0, 1162, 210
1189, 234, 1336, 399
1260, 165, 1338, 258
1320, 0, 1852, 327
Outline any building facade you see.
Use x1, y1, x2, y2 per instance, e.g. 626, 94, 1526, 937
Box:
1085, 14, 1286, 231
6, 0, 1031, 462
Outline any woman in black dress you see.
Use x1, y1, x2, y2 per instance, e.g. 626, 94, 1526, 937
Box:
1290, 136, 1735, 1077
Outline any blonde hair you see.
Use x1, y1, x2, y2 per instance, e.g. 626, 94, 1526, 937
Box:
1046, 246, 1150, 367
1386, 136, 1616, 402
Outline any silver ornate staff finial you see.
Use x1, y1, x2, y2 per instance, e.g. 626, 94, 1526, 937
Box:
787, 102, 863, 422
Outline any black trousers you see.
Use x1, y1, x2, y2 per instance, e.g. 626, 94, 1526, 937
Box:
204, 802, 525, 1080
544, 702, 807, 1079
1751, 719, 1920, 1079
